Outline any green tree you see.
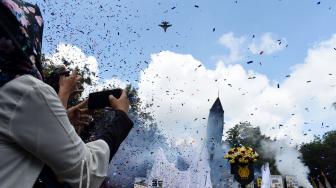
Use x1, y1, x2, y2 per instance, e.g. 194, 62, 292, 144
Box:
300, 130, 336, 186
225, 122, 280, 174
42, 56, 94, 107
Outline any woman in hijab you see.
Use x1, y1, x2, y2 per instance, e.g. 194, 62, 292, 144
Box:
0, 1, 133, 188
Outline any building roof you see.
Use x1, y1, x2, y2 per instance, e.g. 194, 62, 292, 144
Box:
210, 97, 224, 112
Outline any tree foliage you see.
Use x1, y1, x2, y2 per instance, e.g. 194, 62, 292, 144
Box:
300, 131, 336, 186
42, 57, 90, 107
225, 122, 279, 174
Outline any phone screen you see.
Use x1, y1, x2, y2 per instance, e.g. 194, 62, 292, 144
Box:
88, 89, 122, 109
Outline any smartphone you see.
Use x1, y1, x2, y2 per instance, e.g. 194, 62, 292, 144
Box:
88, 89, 123, 109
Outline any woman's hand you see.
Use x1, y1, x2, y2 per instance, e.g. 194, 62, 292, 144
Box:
59, 70, 81, 96
67, 99, 92, 134
109, 90, 130, 114
58, 70, 81, 108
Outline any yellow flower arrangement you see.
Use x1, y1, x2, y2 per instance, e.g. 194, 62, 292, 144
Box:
224, 146, 259, 164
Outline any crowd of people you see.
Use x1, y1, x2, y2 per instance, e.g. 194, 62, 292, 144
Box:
0, 0, 134, 187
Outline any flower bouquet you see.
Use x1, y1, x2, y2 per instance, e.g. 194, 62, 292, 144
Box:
224, 146, 259, 186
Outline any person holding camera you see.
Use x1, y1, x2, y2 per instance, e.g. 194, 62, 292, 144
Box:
45, 67, 92, 133
0, 1, 133, 188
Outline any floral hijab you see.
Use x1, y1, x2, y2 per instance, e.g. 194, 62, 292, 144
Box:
0, 0, 44, 87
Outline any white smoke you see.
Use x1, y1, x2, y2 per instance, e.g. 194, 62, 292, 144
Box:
261, 140, 312, 188
261, 163, 271, 188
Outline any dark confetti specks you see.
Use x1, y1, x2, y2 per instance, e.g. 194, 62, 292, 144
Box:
194, 64, 202, 71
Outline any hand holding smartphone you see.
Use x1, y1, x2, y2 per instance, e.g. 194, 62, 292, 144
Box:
88, 89, 123, 109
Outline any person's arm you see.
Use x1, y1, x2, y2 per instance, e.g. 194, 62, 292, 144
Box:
94, 109, 133, 161
58, 70, 81, 108
9, 81, 110, 187
94, 90, 133, 161
67, 99, 92, 134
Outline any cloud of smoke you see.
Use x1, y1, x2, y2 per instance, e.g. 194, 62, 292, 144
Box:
261, 140, 312, 188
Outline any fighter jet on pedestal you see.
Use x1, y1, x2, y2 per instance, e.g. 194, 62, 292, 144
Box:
159, 21, 172, 32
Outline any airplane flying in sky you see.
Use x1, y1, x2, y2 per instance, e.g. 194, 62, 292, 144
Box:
159, 21, 172, 32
